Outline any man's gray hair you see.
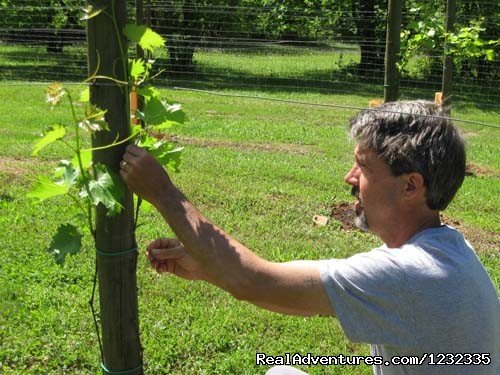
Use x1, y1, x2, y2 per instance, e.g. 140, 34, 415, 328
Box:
349, 100, 466, 211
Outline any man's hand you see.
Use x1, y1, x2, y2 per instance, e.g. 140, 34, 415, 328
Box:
147, 238, 206, 281
120, 144, 171, 206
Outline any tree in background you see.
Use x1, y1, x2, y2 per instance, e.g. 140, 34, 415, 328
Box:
399, 1, 499, 81
1, 0, 497, 80
351, 0, 386, 77
149, 0, 388, 77
0, 0, 84, 53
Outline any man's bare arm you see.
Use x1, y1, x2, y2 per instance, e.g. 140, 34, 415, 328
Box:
154, 184, 334, 316
121, 145, 334, 317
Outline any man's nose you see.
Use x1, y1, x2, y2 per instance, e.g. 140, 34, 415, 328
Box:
344, 165, 360, 186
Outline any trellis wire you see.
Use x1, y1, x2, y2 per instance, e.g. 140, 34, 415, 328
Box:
0, 2, 499, 123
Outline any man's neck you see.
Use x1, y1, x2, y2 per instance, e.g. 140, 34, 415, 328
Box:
381, 210, 441, 248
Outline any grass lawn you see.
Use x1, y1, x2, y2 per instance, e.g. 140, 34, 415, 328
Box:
0, 75, 499, 373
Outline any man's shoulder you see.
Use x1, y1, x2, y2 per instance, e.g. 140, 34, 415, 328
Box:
401, 225, 478, 265
322, 225, 481, 285
405, 224, 468, 249
329, 225, 479, 281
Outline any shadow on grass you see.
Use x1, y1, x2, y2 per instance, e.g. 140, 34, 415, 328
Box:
155, 63, 500, 113
0, 44, 87, 82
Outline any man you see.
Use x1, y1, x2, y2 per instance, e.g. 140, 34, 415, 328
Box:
120, 100, 499, 375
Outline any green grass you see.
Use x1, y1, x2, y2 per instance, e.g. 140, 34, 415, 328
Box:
0, 76, 499, 374
193, 46, 360, 79
2, 43, 498, 109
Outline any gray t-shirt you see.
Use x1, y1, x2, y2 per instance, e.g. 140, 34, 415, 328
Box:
320, 225, 499, 375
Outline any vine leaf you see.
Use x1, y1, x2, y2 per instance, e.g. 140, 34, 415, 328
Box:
79, 88, 90, 103
136, 85, 187, 127
79, 105, 109, 133
48, 223, 83, 265
72, 150, 92, 171
32, 124, 66, 156
130, 59, 146, 81
141, 97, 187, 128
485, 49, 495, 61
53, 160, 79, 188
146, 142, 184, 173
46, 83, 65, 107
80, 164, 124, 216
123, 24, 165, 52
27, 175, 69, 201
137, 85, 160, 99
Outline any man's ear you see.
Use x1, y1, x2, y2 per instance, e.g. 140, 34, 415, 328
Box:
403, 172, 426, 200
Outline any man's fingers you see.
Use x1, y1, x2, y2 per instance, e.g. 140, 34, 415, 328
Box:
146, 238, 162, 253
122, 145, 144, 168
150, 246, 185, 260
147, 238, 181, 252
122, 152, 136, 164
125, 144, 143, 156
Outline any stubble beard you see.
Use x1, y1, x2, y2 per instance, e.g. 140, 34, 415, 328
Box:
351, 186, 370, 232
354, 211, 370, 232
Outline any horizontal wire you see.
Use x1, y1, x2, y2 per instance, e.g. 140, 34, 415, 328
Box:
0, 79, 496, 126
0, 78, 496, 106
169, 86, 500, 128
0, 5, 498, 110
2, 2, 498, 20
161, 76, 499, 106
1, 47, 497, 88
1, 57, 497, 94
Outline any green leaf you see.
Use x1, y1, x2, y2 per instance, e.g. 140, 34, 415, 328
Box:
143, 97, 167, 125
79, 88, 90, 103
32, 124, 66, 156
147, 141, 183, 173
80, 164, 124, 216
151, 122, 175, 131
131, 124, 143, 137
485, 49, 495, 61
79, 105, 109, 133
165, 103, 187, 124
123, 24, 165, 52
27, 175, 68, 201
137, 85, 160, 99
143, 97, 187, 126
72, 149, 92, 171
48, 223, 83, 265
53, 160, 79, 188
136, 132, 157, 149
46, 83, 66, 107
408, 20, 418, 30
130, 59, 146, 80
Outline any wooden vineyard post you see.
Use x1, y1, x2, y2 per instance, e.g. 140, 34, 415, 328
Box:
442, 0, 456, 114
384, 0, 402, 103
86, 0, 143, 374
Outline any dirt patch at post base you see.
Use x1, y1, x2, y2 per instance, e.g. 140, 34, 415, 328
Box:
330, 202, 358, 231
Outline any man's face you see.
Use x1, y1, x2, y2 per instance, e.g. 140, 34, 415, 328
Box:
344, 146, 404, 234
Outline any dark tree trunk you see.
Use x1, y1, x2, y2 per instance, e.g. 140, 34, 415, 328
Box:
46, 31, 64, 53
354, 0, 385, 77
